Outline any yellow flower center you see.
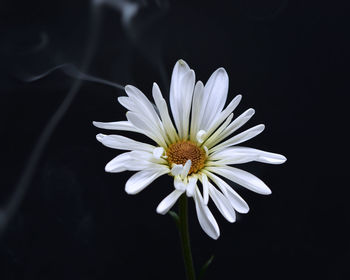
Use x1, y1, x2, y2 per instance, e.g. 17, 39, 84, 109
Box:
167, 141, 206, 175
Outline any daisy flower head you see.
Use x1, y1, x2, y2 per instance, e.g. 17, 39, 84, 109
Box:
93, 59, 286, 239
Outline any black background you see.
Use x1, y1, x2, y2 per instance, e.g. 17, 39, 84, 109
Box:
0, 0, 349, 279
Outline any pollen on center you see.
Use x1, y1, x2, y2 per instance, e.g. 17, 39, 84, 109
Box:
167, 140, 206, 175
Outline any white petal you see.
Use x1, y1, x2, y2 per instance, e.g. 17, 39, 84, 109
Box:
125, 168, 168, 195
169, 59, 191, 136
205, 171, 249, 213
201, 95, 242, 143
181, 70, 195, 138
126, 111, 167, 147
93, 121, 138, 132
208, 108, 255, 148
129, 150, 159, 162
208, 151, 258, 165
125, 85, 162, 127
208, 183, 236, 222
210, 124, 265, 153
105, 153, 130, 173
96, 134, 155, 152
203, 113, 233, 147
196, 130, 206, 144
156, 190, 184, 215
194, 187, 220, 240
186, 176, 197, 197
258, 153, 286, 164
230, 147, 287, 164
201, 173, 210, 205
172, 69, 195, 139
174, 176, 186, 191
96, 133, 104, 142
210, 147, 286, 165
199, 68, 229, 130
153, 147, 164, 159
190, 81, 205, 141
204, 145, 209, 156
181, 159, 192, 179
124, 85, 170, 144
118, 96, 134, 111
207, 166, 271, 195
152, 83, 179, 142
216, 94, 242, 123
107, 151, 166, 174
171, 164, 183, 176
123, 159, 166, 172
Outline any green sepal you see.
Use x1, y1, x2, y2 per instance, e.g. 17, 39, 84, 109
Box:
198, 255, 215, 280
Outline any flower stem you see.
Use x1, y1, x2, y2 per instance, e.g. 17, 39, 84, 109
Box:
178, 194, 196, 280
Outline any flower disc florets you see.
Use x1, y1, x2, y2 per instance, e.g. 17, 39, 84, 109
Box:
167, 141, 206, 175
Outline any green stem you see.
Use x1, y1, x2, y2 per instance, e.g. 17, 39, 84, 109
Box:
178, 194, 196, 280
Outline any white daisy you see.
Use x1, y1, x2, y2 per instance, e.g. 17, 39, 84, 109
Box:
93, 59, 286, 239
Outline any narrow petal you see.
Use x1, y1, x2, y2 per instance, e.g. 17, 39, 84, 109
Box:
226, 147, 287, 164
118, 96, 134, 111
128, 150, 166, 164
208, 183, 236, 222
207, 166, 271, 195
125, 168, 168, 195
203, 113, 233, 148
196, 130, 206, 144
110, 150, 167, 173
169, 59, 191, 135
152, 83, 179, 142
171, 164, 184, 176
181, 160, 192, 178
93, 121, 138, 132
105, 153, 130, 173
208, 149, 258, 165
194, 187, 220, 240
190, 81, 205, 141
209, 147, 286, 165
126, 111, 167, 147
171, 68, 195, 139
153, 147, 164, 159
179, 70, 195, 138
208, 108, 255, 148
199, 68, 229, 131
200, 95, 242, 143
205, 171, 249, 213
124, 85, 170, 144
207, 109, 255, 150
156, 190, 184, 215
96, 134, 155, 152
210, 124, 265, 153
123, 159, 166, 172
186, 176, 198, 197
174, 176, 186, 191
125, 85, 163, 128
201, 173, 210, 205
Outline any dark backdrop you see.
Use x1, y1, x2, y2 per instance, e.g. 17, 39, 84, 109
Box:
0, 0, 349, 279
